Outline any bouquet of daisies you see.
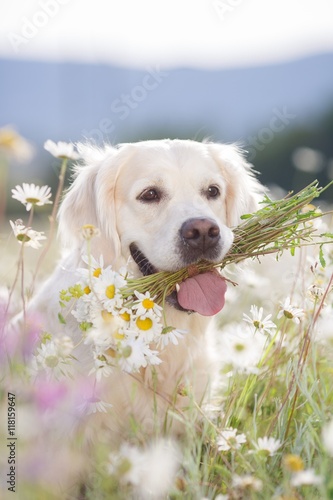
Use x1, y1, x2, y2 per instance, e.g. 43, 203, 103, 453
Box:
58, 256, 187, 378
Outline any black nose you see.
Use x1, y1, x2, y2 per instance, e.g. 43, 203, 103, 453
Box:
180, 218, 220, 252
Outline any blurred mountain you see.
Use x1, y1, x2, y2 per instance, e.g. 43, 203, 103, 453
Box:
1, 54, 333, 204
1, 53, 333, 148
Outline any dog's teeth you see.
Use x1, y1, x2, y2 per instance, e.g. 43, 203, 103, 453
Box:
176, 283, 180, 293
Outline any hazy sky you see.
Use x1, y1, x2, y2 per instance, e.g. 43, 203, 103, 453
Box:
1, 0, 333, 68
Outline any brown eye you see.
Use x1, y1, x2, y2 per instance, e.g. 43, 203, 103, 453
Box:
139, 188, 161, 202
207, 185, 220, 198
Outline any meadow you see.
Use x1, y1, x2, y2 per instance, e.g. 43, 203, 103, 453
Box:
1, 139, 333, 500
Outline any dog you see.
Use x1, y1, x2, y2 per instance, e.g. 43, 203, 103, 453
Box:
26, 139, 263, 444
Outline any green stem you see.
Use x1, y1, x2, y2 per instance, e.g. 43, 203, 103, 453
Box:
31, 158, 68, 292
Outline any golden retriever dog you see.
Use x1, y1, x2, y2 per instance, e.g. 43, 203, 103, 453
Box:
28, 139, 263, 443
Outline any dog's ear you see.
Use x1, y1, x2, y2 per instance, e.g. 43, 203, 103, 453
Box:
57, 144, 121, 260
208, 143, 265, 227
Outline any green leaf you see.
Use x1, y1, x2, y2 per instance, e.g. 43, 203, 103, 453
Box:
58, 313, 66, 325
162, 326, 175, 335
69, 284, 84, 299
59, 289, 72, 302
319, 245, 326, 268
79, 321, 93, 332
41, 332, 52, 343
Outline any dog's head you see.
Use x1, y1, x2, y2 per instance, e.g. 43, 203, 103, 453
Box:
58, 139, 263, 299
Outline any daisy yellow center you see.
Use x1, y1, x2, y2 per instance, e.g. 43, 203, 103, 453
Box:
25, 197, 40, 204
0, 130, 17, 148
45, 355, 59, 368
84, 286, 91, 294
136, 317, 153, 331
235, 343, 245, 352
122, 346, 132, 358
105, 347, 117, 358
81, 224, 99, 240
101, 310, 113, 322
120, 312, 131, 322
17, 233, 30, 243
93, 267, 102, 277
283, 310, 294, 319
105, 285, 115, 299
113, 330, 125, 340
142, 298, 155, 309
227, 437, 238, 447
283, 454, 304, 472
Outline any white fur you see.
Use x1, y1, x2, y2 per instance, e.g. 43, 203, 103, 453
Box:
28, 139, 263, 443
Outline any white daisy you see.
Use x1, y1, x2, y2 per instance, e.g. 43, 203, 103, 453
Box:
10, 220, 46, 249
89, 353, 114, 381
134, 291, 163, 317
44, 139, 80, 160
118, 337, 147, 372
108, 440, 181, 499
34, 340, 73, 379
253, 436, 281, 456
217, 324, 267, 374
77, 396, 113, 415
108, 443, 144, 485
0, 126, 34, 161
93, 267, 126, 312
277, 297, 304, 324
36, 341, 60, 368
71, 294, 93, 324
144, 345, 162, 367
11, 183, 52, 211
131, 311, 163, 342
217, 427, 247, 451
232, 474, 263, 492
83, 324, 114, 349
54, 336, 74, 357
291, 469, 323, 487
80, 254, 104, 277
118, 308, 132, 326
322, 419, 333, 456
307, 284, 326, 303
80, 224, 101, 240
243, 305, 277, 335
119, 337, 161, 373
157, 327, 188, 348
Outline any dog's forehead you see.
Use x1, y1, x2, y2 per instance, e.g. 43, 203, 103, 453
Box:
118, 141, 221, 179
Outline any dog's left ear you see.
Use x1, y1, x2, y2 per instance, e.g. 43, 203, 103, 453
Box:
58, 144, 122, 262
208, 143, 265, 227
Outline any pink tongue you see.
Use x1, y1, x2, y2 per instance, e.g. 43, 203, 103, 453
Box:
177, 270, 227, 316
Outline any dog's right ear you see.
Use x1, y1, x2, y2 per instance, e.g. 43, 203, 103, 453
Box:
207, 142, 265, 227
57, 144, 119, 251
